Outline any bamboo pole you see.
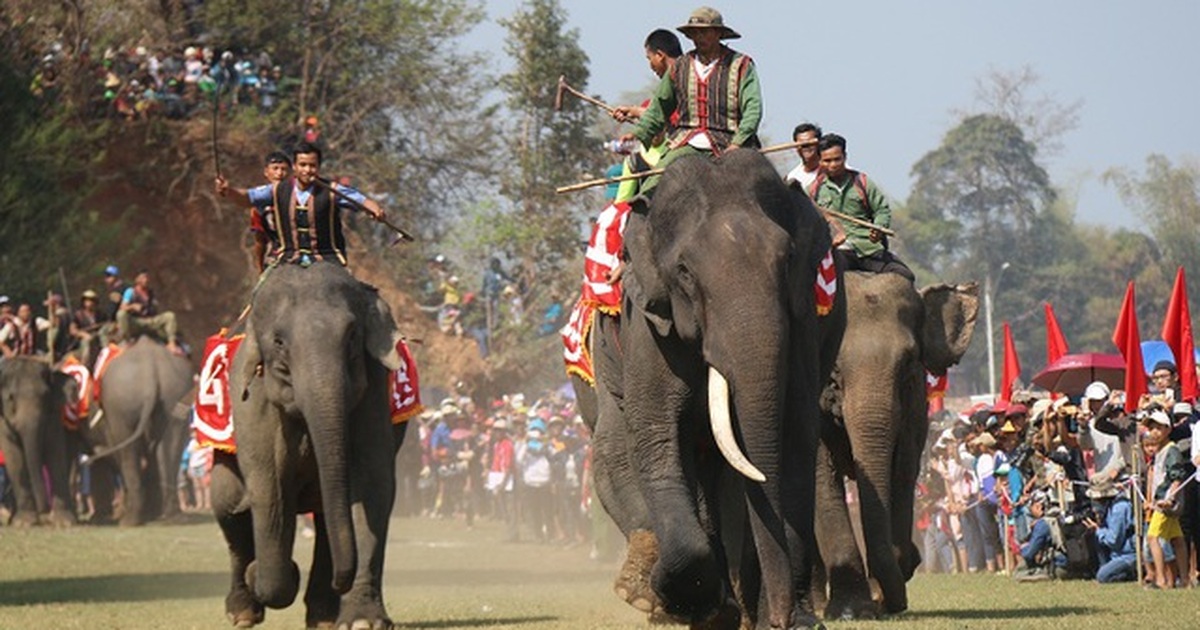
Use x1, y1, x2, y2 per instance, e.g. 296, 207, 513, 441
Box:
1133, 443, 1144, 586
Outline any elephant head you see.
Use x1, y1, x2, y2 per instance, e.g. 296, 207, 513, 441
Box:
0, 357, 75, 525
817, 273, 977, 616
234, 262, 402, 606
621, 150, 838, 627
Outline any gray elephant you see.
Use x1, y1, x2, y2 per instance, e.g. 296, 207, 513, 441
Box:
585, 150, 846, 629
212, 262, 406, 629
814, 272, 978, 619
82, 336, 195, 526
0, 357, 75, 526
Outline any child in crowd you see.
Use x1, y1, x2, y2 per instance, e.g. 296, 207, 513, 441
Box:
1143, 409, 1190, 588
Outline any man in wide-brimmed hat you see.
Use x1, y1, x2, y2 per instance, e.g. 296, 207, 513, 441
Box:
621, 6, 762, 200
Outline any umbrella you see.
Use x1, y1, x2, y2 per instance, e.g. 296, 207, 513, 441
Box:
1140, 340, 1174, 375
1031, 352, 1125, 395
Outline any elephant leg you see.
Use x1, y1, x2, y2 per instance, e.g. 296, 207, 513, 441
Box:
117, 448, 146, 526
813, 434, 875, 620
304, 512, 339, 628
40, 421, 75, 526
156, 424, 187, 521
624, 320, 720, 624
0, 432, 39, 526
89, 460, 118, 524
23, 425, 52, 520
212, 453, 264, 627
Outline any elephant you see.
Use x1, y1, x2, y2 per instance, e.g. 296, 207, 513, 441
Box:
211, 261, 406, 629
0, 357, 75, 527
583, 149, 846, 629
812, 272, 978, 619
82, 336, 196, 526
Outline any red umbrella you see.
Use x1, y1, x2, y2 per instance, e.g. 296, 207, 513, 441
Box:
1031, 353, 1125, 395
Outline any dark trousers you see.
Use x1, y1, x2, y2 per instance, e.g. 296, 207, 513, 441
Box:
837, 248, 915, 282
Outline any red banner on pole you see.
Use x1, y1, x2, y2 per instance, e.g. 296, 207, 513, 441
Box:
1044, 302, 1069, 365
1112, 282, 1147, 413
1162, 267, 1197, 402
1000, 322, 1021, 402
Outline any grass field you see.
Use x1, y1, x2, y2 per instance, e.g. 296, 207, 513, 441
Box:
1, 515, 1197, 629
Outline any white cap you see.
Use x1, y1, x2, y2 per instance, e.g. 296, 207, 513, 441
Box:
1145, 409, 1171, 427
0, 295, 8, 304
1084, 381, 1110, 401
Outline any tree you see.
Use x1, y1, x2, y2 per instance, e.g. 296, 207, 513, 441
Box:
1104, 155, 1200, 278
957, 65, 1082, 158
203, 0, 499, 243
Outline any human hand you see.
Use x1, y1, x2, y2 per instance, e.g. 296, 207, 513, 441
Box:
215, 175, 228, 197
829, 219, 847, 247
868, 227, 883, 243
618, 132, 638, 145
612, 105, 643, 123
1082, 517, 1098, 530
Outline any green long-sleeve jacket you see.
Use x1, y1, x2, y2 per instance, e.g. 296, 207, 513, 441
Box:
811, 171, 892, 258
633, 47, 762, 151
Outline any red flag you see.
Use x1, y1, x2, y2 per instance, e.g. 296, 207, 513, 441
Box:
1044, 302, 1069, 365
1112, 281, 1147, 412
1000, 322, 1021, 402
1161, 267, 1197, 402
926, 371, 947, 413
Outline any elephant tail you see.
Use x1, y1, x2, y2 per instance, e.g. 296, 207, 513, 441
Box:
81, 403, 156, 466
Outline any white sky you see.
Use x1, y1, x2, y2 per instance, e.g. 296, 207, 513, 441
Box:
473, 0, 1200, 230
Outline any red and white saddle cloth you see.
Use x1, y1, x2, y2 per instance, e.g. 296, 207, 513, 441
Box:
581, 201, 631, 314
562, 298, 596, 385
561, 202, 629, 383
814, 248, 837, 316
193, 333, 423, 454
58, 355, 93, 431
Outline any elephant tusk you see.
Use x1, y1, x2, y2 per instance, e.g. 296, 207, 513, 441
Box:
708, 367, 767, 483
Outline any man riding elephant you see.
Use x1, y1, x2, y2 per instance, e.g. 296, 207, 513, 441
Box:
619, 6, 762, 203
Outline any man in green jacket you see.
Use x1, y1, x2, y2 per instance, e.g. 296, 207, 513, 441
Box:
619, 6, 761, 200
809, 133, 914, 281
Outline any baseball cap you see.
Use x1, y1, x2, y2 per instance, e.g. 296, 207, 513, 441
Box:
1083, 381, 1110, 401
0, 295, 9, 305
81, 289, 98, 300
1172, 402, 1193, 417
104, 265, 120, 277
1144, 409, 1171, 427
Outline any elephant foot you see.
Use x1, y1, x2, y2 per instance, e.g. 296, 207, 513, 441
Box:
246, 560, 301, 609
789, 611, 827, 630
225, 587, 265, 628
821, 593, 879, 621
119, 512, 145, 527
335, 598, 392, 630
614, 529, 661, 614
689, 598, 741, 630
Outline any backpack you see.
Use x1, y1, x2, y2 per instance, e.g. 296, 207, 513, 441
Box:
808, 170, 874, 218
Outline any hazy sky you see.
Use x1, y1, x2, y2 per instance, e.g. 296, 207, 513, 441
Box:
474, 0, 1199, 230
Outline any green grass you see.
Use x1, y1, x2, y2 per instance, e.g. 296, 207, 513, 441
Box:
1, 515, 1197, 629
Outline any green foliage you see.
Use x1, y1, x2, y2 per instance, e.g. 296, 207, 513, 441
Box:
1104, 155, 1200, 279
204, 0, 499, 242
443, 0, 602, 374
0, 43, 125, 304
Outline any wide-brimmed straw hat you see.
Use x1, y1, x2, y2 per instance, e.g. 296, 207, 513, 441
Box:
677, 7, 741, 40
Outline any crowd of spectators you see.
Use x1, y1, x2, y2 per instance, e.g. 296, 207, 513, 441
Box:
31, 41, 287, 120
418, 254, 567, 359
917, 361, 1199, 588
393, 389, 617, 559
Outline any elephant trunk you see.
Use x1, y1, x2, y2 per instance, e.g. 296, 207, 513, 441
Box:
305, 388, 358, 594
707, 367, 765, 483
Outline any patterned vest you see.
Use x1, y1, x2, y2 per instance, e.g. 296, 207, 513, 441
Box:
128, 286, 158, 317
670, 48, 753, 150
271, 179, 347, 265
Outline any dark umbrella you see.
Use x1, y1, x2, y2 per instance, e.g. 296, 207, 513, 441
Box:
1031, 352, 1125, 396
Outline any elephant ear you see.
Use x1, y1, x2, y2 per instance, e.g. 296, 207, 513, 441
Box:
920, 282, 980, 374
50, 370, 75, 407
238, 325, 263, 401
365, 291, 404, 371
623, 212, 674, 337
